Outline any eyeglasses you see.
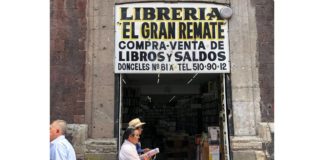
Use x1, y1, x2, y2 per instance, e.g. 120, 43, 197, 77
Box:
132, 134, 140, 138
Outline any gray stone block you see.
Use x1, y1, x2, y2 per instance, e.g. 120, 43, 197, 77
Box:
66, 124, 88, 157
230, 67, 254, 88
257, 123, 272, 142
90, 15, 114, 31
232, 87, 254, 102
233, 151, 256, 160
93, 64, 114, 86
85, 153, 117, 160
85, 138, 117, 154
67, 124, 88, 143
232, 102, 257, 135
89, 29, 111, 51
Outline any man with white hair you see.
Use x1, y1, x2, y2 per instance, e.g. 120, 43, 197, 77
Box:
50, 119, 76, 160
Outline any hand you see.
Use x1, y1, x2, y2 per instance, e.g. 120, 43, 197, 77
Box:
143, 148, 150, 153
143, 154, 149, 160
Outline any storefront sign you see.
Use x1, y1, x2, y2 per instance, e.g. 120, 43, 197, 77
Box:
115, 3, 230, 73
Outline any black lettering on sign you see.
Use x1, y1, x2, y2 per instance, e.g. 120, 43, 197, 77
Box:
123, 22, 130, 39
220, 63, 227, 70
141, 22, 150, 38
209, 22, 217, 38
131, 22, 138, 38
140, 51, 147, 61
170, 42, 177, 50
193, 22, 202, 39
218, 51, 226, 61
148, 51, 157, 61
119, 41, 126, 49
170, 64, 174, 71
208, 51, 217, 61
143, 8, 155, 20
186, 22, 193, 39
179, 22, 186, 39
172, 8, 182, 20
157, 8, 170, 20
184, 8, 198, 20
218, 41, 224, 49
211, 41, 217, 49
159, 22, 167, 39
157, 52, 165, 61
207, 8, 223, 20
131, 51, 139, 61
198, 41, 205, 49
119, 51, 125, 61
199, 8, 205, 20
203, 22, 211, 39
218, 22, 225, 39
168, 22, 176, 39
121, 7, 132, 20
150, 22, 158, 39
135, 8, 141, 20
174, 51, 182, 61
199, 51, 207, 61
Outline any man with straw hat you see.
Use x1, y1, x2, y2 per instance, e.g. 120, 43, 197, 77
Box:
128, 118, 150, 155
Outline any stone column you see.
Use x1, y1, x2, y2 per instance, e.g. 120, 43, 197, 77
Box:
229, 0, 265, 159
84, 0, 118, 159
86, 0, 116, 138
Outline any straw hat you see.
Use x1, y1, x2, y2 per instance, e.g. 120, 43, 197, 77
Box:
128, 118, 146, 128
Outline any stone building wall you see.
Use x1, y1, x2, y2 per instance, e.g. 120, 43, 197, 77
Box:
255, 1, 274, 159
255, 0, 274, 123
50, 0, 87, 123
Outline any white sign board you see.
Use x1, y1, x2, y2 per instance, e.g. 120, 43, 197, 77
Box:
115, 3, 230, 73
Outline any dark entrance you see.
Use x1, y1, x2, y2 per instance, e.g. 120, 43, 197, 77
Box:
119, 73, 230, 160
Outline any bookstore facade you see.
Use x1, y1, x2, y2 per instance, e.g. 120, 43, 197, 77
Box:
50, 0, 274, 160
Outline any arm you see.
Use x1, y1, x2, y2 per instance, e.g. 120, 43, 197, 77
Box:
120, 145, 141, 160
136, 143, 150, 154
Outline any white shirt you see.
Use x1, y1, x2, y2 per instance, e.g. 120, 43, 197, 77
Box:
119, 140, 141, 160
50, 135, 76, 160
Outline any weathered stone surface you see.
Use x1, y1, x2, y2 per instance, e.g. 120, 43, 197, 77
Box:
65, 124, 88, 159
233, 151, 256, 160
67, 124, 88, 144
88, 29, 111, 51
257, 122, 272, 142
255, 0, 274, 123
255, 151, 267, 160
231, 67, 254, 88
85, 153, 117, 160
85, 138, 117, 153
87, 0, 115, 138
91, 84, 114, 138
93, 64, 114, 86
231, 136, 262, 150
228, 0, 262, 139
232, 102, 257, 135
50, 0, 87, 123
89, 15, 114, 30
232, 87, 254, 102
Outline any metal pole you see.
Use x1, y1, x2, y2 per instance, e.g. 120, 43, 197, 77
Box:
222, 74, 231, 160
